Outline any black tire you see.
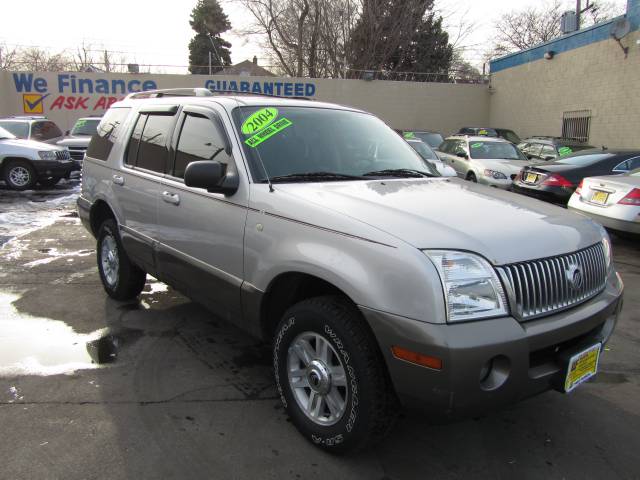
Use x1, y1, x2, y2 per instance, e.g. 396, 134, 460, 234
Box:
466, 171, 477, 183
96, 219, 147, 300
3, 159, 36, 190
38, 176, 61, 187
273, 295, 398, 453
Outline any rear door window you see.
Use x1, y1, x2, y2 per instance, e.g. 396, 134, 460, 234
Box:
125, 113, 175, 174
172, 113, 234, 179
541, 145, 557, 160
87, 108, 131, 161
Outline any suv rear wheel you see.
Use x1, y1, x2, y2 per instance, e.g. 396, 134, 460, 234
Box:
97, 219, 147, 300
3, 159, 36, 190
273, 296, 398, 453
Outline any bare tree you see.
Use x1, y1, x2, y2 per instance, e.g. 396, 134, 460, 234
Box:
235, 0, 359, 78
0, 44, 19, 70
488, 0, 625, 59
14, 47, 71, 71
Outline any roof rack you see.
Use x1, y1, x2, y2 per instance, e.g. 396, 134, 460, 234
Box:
5, 115, 47, 120
530, 135, 584, 141
126, 88, 214, 100
126, 87, 312, 101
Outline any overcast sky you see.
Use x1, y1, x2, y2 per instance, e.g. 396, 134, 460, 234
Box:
0, 0, 627, 74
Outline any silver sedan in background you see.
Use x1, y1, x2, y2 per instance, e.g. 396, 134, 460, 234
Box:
568, 168, 640, 237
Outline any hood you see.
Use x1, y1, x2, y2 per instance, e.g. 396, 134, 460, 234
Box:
57, 136, 91, 147
276, 178, 603, 265
0, 138, 63, 151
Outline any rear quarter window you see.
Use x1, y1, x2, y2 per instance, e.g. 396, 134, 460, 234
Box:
86, 108, 131, 161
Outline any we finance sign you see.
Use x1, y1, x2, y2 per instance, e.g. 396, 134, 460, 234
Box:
12, 73, 318, 114
13, 73, 158, 113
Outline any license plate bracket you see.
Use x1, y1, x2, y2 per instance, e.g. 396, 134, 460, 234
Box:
525, 172, 538, 183
563, 343, 601, 393
591, 190, 609, 205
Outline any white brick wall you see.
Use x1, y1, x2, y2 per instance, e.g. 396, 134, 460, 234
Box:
489, 31, 640, 148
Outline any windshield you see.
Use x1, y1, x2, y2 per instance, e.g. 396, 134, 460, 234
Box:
0, 121, 29, 139
412, 132, 443, 148
468, 141, 526, 160
71, 118, 100, 136
233, 106, 437, 181
554, 152, 612, 165
0, 126, 17, 139
407, 140, 439, 161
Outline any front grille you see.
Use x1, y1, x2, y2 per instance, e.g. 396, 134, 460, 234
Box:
55, 150, 71, 160
497, 243, 607, 321
67, 146, 87, 161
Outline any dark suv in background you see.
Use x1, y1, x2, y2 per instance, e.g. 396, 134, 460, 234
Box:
518, 137, 594, 161
457, 127, 521, 144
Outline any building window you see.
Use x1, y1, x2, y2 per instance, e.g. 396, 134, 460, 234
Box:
562, 110, 591, 143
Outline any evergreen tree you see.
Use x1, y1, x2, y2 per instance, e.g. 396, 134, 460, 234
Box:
349, 0, 452, 75
188, 0, 232, 74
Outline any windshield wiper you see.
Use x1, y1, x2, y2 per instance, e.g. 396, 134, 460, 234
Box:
363, 168, 436, 178
267, 172, 367, 183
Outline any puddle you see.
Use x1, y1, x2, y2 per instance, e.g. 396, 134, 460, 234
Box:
0, 291, 134, 377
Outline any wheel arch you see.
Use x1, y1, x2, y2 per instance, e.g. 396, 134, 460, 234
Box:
89, 199, 117, 237
260, 271, 359, 342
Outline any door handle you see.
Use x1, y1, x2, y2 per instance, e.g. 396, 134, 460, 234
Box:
112, 175, 124, 185
161, 191, 180, 205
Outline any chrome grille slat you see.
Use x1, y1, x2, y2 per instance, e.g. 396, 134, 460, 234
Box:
498, 243, 607, 321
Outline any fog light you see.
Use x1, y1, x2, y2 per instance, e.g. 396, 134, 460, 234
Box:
479, 355, 510, 391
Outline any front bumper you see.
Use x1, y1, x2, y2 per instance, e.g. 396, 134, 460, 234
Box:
361, 270, 623, 420
478, 175, 512, 189
32, 160, 74, 178
511, 182, 573, 204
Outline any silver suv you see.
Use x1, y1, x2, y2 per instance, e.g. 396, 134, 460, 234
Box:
77, 89, 623, 453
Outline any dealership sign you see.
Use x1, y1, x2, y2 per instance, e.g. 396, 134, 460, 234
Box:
12, 73, 317, 114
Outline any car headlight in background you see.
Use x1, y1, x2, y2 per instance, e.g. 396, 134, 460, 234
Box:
39, 151, 57, 160
483, 169, 508, 180
425, 250, 508, 322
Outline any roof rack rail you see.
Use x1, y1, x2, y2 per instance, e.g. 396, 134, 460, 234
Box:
6, 115, 47, 119
126, 88, 214, 100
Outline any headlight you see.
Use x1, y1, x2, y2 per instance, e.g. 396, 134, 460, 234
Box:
483, 169, 507, 180
425, 250, 508, 322
38, 151, 57, 160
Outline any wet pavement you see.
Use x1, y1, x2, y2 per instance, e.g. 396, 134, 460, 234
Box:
0, 184, 639, 479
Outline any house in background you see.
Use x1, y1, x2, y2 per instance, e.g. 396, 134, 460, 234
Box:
215, 56, 275, 77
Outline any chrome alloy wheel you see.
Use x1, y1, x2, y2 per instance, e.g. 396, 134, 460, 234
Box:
8, 166, 31, 187
100, 234, 119, 287
287, 331, 348, 426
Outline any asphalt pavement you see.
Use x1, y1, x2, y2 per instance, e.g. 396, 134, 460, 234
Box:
1, 181, 639, 480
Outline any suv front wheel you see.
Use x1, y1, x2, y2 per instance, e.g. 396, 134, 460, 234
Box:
3, 159, 36, 190
273, 296, 398, 453
97, 219, 147, 300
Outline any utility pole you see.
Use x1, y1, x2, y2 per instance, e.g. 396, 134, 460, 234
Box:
208, 51, 212, 75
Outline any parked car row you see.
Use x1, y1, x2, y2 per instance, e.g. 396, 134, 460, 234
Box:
0, 115, 100, 189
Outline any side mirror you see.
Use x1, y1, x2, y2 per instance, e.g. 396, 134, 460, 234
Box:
456, 151, 468, 159
184, 161, 239, 196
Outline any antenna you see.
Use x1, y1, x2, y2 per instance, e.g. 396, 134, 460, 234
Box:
610, 19, 631, 57
233, 98, 274, 192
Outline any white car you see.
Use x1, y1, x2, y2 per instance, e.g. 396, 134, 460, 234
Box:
405, 138, 456, 177
437, 135, 532, 188
0, 126, 73, 190
568, 168, 640, 237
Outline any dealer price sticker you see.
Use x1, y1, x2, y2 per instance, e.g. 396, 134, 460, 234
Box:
564, 343, 601, 393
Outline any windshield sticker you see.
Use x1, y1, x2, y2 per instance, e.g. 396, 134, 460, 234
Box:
558, 146, 573, 156
403, 131, 416, 139
245, 117, 292, 148
471, 142, 483, 148
241, 107, 278, 135
478, 129, 488, 135
75, 119, 87, 127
